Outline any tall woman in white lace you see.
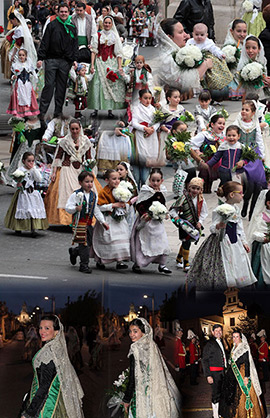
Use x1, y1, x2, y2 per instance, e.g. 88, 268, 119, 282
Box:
122, 318, 181, 418
157, 18, 212, 94
219, 330, 265, 418
21, 315, 84, 418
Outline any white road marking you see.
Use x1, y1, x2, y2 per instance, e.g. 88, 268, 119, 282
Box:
0, 274, 48, 280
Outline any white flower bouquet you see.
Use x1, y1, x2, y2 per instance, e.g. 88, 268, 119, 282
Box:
173, 45, 204, 70
148, 201, 168, 222
75, 191, 84, 205
216, 203, 237, 241
11, 169, 26, 189
107, 369, 134, 417
82, 158, 96, 172
112, 182, 132, 203
239, 62, 264, 90
222, 44, 241, 70
242, 0, 253, 13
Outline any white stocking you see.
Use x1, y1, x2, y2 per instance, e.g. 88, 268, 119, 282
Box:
212, 402, 219, 418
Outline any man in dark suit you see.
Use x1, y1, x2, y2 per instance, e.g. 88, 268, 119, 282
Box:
202, 324, 227, 418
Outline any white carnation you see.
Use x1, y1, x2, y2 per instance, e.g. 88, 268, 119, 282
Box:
175, 45, 202, 68
216, 203, 236, 217
12, 169, 25, 178
184, 57, 195, 67
119, 180, 133, 190
222, 45, 237, 63
149, 201, 168, 221
112, 184, 132, 202
241, 62, 263, 81
76, 191, 84, 205
243, 0, 253, 12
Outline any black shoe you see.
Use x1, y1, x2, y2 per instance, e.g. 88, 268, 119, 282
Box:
15, 230, 21, 235
116, 262, 128, 270
91, 110, 98, 117
31, 230, 38, 238
132, 264, 142, 274
79, 266, 92, 274
69, 247, 77, 265
96, 262, 105, 270
158, 266, 172, 274
108, 111, 114, 119
241, 201, 248, 218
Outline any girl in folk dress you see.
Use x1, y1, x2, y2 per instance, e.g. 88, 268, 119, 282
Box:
92, 169, 130, 270
233, 100, 266, 219
190, 114, 226, 193
125, 55, 153, 110
4, 152, 48, 237
131, 89, 160, 188
187, 181, 257, 290
130, 168, 171, 274
194, 90, 217, 133
7, 49, 39, 118
116, 161, 138, 234
248, 189, 270, 287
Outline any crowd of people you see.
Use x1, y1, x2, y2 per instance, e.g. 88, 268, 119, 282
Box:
2, 0, 270, 416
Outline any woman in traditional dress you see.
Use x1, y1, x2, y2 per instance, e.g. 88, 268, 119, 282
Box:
219, 329, 265, 418
7, 0, 24, 31
120, 318, 181, 418
242, 0, 266, 36
156, 18, 212, 96
44, 119, 101, 225
21, 315, 84, 418
87, 16, 126, 119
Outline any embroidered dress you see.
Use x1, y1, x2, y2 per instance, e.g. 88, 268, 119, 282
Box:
187, 204, 257, 289
125, 67, 153, 108
121, 318, 181, 418
92, 185, 130, 263
68, 66, 94, 117
219, 335, 265, 418
194, 104, 217, 133
4, 165, 49, 232
7, 59, 39, 118
242, 0, 265, 37
87, 25, 126, 111
130, 185, 170, 268
44, 128, 102, 225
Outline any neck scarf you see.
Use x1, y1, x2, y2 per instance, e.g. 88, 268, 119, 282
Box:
56, 15, 75, 39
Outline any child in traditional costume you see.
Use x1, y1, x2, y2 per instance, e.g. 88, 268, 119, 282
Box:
170, 177, 208, 272
125, 55, 153, 110
242, 0, 265, 36
92, 169, 130, 270
130, 168, 171, 274
248, 189, 270, 287
131, 89, 160, 188
7, 48, 39, 118
116, 161, 138, 234
203, 125, 243, 185
222, 19, 247, 99
190, 114, 226, 193
68, 63, 94, 119
187, 181, 257, 289
4, 151, 48, 237
66, 171, 109, 274
194, 90, 216, 133
233, 100, 266, 219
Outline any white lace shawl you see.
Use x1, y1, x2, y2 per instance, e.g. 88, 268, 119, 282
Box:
231, 334, 262, 401
14, 9, 37, 66
33, 321, 84, 418
52, 126, 92, 167
156, 25, 200, 91
136, 184, 167, 205
128, 318, 181, 418
237, 35, 267, 72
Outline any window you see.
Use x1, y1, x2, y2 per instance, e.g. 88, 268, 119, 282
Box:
230, 318, 235, 326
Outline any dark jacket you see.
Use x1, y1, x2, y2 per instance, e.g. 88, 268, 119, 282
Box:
174, 0, 215, 40
202, 338, 226, 377
38, 18, 78, 63
207, 148, 242, 171
23, 3, 38, 22
259, 25, 270, 76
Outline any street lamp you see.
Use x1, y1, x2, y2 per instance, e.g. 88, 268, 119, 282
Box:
143, 294, 155, 328
44, 296, 55, 314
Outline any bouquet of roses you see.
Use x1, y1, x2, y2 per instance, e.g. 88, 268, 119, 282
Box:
11, 168, 26, 191
106, 68, 119, 82
201, 143, 217, 161
232, 144, 261, 172
107, 368, 133, 418
239, 62, 264, 90
82, 158, 96, 172
173, 45, 204, 70
222, 44, 241, 70
148, 201, 168, 221
216, 202, 237, 241
179, 110, 195, 123
165, 131, 191, 162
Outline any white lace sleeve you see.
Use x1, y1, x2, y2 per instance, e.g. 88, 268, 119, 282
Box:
199, 200, 208, 224
209, 209, 222, 234
43, 120, 56, 141
98, 203, 113, 212
190, 132, 206, 150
